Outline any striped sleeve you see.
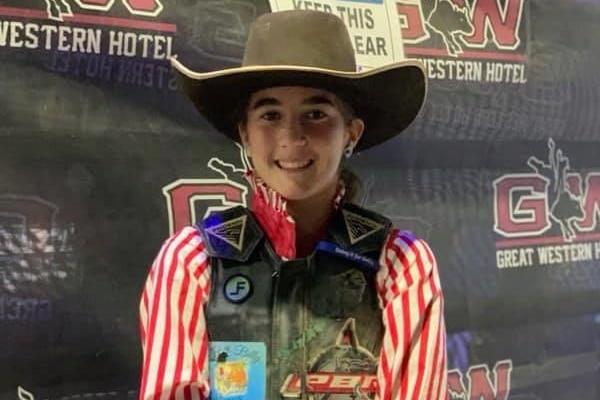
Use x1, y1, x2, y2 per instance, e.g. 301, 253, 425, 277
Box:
139, 227, 212, 400
375, 229, 447, 400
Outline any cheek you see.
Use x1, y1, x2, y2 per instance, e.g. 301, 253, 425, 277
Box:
315, 130, 347, 157
246, 129, 272, 155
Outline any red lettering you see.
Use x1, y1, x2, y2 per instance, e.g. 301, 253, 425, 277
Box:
74, 0, 114, 11
396, 1, 428, 43
282, 373, 377, 395
283, 374, 301, 392
122, 0, 163, 16
361, 375, 378, 392
494, 175, 551, 237
329, 375, 360, 391
448, 370, 467, 397
464, 0, 525, 50
566, 174, 583, 197
74, 0, 163, 16
468, 360, 512, 400
576, 173, 600, 231
162, 180, 247, 234
308, 373, 331, 384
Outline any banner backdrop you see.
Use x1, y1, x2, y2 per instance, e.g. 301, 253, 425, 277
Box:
1, 0, 599, 399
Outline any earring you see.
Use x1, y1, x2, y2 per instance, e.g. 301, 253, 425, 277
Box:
343, 144, 354, 159
244, 147, 251, 157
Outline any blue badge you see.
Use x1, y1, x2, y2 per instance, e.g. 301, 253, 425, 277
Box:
209, 342, 266, 400
224, 274, 253, 304
315, 241, 378, 271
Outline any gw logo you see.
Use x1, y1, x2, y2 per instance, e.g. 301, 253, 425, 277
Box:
397, 0, 526, 57
45, 0, 164, 21
494, 139, 600, 242
163, 144, 250, 235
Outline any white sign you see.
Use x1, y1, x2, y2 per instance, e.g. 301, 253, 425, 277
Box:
269, 0, 405, 70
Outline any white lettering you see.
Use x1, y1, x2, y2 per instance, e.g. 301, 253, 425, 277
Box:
40, 25, 57, 50
536, 243, 594, 265
9, 21, 24, 47
24, 23, 39, 49
496, 248, 534, 268
108, 30, 123, 55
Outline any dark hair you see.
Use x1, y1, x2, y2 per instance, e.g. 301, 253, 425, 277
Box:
340, 166, 361, 202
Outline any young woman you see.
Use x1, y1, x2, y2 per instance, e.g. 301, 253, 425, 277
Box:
139, 10, 447, 400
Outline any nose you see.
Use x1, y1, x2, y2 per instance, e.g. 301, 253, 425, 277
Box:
277, 118, 306, 147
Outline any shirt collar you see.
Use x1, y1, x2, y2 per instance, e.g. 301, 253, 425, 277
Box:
243, 169, 346, 259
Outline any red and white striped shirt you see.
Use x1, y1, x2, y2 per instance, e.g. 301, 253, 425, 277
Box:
139, 179, 447, 400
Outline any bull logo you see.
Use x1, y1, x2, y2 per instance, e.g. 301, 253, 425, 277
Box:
424, 0, 474, 56
527, 138, 584, 242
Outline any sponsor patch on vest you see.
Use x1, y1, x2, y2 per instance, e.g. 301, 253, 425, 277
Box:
342, 209, 385, 245
224, 274, 253, 304
209, 341, 266, 400
280, 318, 378, 398
205, 214, 248, 251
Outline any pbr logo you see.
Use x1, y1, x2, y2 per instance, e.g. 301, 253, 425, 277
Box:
280, 318, 378, 399
493, 139, 600, 269
396, 0, 528, 83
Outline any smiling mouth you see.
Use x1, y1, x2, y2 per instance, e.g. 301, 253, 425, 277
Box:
276, 160, 314, 170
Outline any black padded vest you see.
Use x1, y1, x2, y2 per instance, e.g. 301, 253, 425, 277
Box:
196, 202, 392, 399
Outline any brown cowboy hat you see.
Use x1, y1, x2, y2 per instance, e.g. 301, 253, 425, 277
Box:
171, 9, 427, 152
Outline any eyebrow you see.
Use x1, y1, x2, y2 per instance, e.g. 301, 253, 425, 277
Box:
250, 95, 335, 110
250, 97, 280, 110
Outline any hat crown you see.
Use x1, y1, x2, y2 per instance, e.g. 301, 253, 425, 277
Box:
242, 10, 357, 72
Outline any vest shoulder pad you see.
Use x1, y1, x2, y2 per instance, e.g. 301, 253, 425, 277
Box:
328, 202, 392, 254
195, 206, 263, 262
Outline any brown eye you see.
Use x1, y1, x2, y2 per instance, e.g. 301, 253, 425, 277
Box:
260, 111, 280, 121
305, 110, 327, 120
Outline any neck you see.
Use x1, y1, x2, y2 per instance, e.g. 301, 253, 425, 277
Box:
287, 183, 338, 257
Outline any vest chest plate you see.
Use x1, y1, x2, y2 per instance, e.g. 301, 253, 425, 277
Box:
198, 204, 391, 399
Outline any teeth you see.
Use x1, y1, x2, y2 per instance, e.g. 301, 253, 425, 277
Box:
278, 160, 312, 169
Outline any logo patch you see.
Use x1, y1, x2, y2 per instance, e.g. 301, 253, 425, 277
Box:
205, 215, 247, 251
342, 209, 385, 245
224, 274, 253, 304
493, 138, 600, 269
209, 342, 267, 400
280, 318, 378, 398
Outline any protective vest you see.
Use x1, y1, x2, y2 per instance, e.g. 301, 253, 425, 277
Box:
196, 202, 392, 399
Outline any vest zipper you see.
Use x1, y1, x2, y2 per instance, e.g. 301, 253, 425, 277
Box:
270, 261, 281, 398
300, 256, 314, 399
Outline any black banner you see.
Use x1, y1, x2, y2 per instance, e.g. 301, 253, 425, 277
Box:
1, 0, 599, 399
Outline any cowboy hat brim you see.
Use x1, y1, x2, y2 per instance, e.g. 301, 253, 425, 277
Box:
171, 56, 427, 152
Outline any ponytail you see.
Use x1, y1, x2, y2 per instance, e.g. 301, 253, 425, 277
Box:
340, 167, 362, 203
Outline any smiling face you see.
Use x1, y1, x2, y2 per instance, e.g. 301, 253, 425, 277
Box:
239, 86, 364, 202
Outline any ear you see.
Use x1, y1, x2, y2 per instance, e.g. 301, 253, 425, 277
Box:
346, 118, 365, 149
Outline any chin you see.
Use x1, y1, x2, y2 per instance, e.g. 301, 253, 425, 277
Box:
272, 183, 318, 202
